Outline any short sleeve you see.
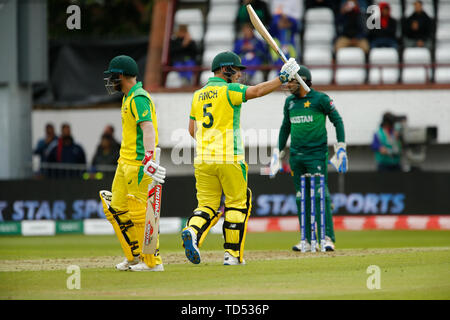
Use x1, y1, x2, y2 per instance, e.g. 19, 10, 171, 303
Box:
227, 83, 248, 106
189, 95, 196, 120
132, 96, 152, 123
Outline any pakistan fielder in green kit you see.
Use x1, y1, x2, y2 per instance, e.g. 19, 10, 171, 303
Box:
270, 66, 348, 252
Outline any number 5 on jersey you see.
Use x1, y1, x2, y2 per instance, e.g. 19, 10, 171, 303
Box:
203, 103, 214, 128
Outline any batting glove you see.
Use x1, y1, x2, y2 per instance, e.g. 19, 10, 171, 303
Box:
269, 147, 286, 178
279, 58, 300, 83
142, 150, 166, 184
329, 142, 348, 173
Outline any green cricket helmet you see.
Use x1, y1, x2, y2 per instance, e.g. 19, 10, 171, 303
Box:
104, 55, 139, 95
211, 51, 246, 72
297, 65, 312, 82
104, 55, 139, 77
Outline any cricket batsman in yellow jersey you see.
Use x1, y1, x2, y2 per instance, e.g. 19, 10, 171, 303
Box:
100, 55, 166, 272
181, 51, 300, 265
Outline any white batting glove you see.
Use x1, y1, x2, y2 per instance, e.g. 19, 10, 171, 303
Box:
269, 148, 286, 178
279, 58, 300, 83
329, 142, 348, 173
142, 150, 166, 184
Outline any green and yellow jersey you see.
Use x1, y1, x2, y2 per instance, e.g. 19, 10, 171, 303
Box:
190, 77, 248, 163
278, 88, 345, 161
119, 82, 158, 166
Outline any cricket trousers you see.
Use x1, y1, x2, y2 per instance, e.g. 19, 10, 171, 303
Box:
108, 161, 163, 267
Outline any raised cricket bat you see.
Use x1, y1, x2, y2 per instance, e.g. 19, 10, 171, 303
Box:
142, 147, 162, 254
246, 4, 310, 93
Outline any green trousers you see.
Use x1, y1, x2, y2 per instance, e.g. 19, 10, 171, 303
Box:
289, 155, 335, 243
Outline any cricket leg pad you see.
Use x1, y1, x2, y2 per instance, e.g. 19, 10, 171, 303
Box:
184, 206, 222, 248
100, 190, 139, 261
223, 188, 252, 263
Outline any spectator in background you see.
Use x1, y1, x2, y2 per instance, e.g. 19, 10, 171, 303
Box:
403, 0, 433, 50
234, 23, 267, 84
236, 0, 271, 32
371, 112, 402, 172
269, 13, 299, 66
91, 133, 120, 168
102, 124, 121, 151
369, 2, 398, 49
34, 123, 58, 164
169, 24, 198, 85
46, 123, 87, 178
335, 0, 370, 54
271, 0, 303, 21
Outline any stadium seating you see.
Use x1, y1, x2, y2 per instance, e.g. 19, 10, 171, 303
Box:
437, 1, 450, 23
368, 48, 399, 84
335, 48, 366, 85
202, 0, 238, 71
165, 71, 185, 88
436, 23, 450, 48
402, 47, 432, 84
174, 8, 204, 42
303, 47, 333, 85
434, 47, 450, 84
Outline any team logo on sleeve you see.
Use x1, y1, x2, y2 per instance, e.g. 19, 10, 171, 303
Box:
330, 100, 335, 109
142, 110, 149, 117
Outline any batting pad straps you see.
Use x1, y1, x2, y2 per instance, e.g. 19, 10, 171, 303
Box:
187, 206, 218, 245
223, 220, 245, 251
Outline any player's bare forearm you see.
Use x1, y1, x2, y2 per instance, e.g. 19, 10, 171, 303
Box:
188, 118, 196, 140
140, 121, 156, 152
246, 78, 282, 100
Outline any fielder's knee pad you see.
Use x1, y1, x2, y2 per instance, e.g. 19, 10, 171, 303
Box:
223, 188, 252, 263
185, 206, 222, 248
99, 190, 139, 260
128, 195, 162, 267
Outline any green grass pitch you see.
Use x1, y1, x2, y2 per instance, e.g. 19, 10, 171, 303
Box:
0, 230, 449, 300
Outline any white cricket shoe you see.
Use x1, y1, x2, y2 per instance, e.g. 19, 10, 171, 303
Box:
292, 241, 319, 252
129, 262, 164, 272
324, 236, 335, 251
223, 252, 245, 265
115, 256, 140, 271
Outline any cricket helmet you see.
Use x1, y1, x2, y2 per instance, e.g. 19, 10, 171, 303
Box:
297, 65, 312, 82
211, 51, 246, 72
104, 55, 139, 77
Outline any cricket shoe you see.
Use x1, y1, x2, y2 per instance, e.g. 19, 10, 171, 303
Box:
129, 262, 164, 272
324, 236, 335, 251
223, 252, 245, 266
181, 228, 201, 264
292, 241, 319, 252
115, 256, 140, 271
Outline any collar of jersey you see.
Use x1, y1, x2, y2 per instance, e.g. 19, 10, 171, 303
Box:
207, 77, 227, 84
125, 81, 143, 98
295, 88, 315, 99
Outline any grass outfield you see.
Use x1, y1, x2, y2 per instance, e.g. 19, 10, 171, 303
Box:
0, 230, 449, 300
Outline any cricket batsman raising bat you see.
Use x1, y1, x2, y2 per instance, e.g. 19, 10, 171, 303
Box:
181, 48, 300, 266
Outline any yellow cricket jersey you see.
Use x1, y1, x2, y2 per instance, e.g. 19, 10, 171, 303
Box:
119, 82, 158, 166
190, 77, 248, 163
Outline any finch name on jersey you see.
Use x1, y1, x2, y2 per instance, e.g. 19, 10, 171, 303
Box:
198, 90, 218, 101
291, 115, 314, 124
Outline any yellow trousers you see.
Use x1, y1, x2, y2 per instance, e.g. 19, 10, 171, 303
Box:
186, 161, 251, 263
109, 161, 163, 267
